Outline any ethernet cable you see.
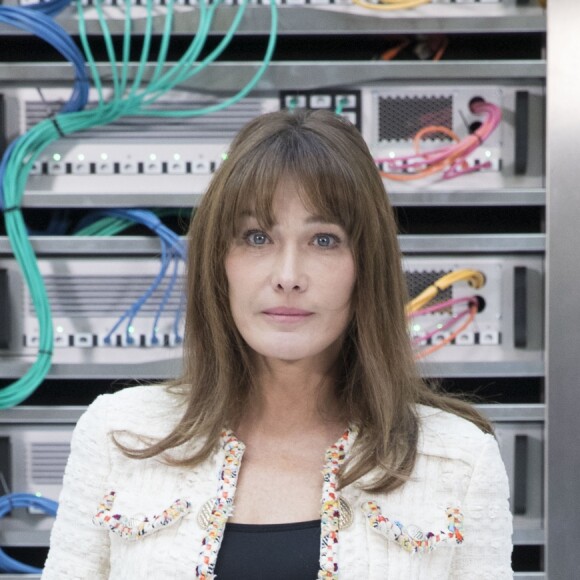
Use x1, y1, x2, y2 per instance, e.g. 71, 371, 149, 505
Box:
414, 302, 478, 360
25, 0, 72, 17
0, 1, 89, 409
377, 100, 501, 182
406, 269, 485, 315
72, 208, 186, 346
0, 493, 58, 573
0, 0, 276, 407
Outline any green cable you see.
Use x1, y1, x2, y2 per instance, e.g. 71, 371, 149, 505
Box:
0, 0, 276, 408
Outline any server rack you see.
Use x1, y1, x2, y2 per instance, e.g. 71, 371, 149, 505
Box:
0, 0, 568, 577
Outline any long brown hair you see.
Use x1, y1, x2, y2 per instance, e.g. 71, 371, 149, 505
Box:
121, 109, 491, 493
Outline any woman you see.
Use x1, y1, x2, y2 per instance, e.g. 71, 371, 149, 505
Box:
42, 109, 512, 579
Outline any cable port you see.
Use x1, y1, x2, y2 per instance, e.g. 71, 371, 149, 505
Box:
473, 295, 486, 313
469, 96, 485, 113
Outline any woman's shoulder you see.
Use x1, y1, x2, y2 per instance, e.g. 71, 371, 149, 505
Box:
80, 384, 186, 436
415, 403, 497, 465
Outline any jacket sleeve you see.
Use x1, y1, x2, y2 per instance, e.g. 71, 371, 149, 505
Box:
450, 433, 514, 579
41, 395, 113, 579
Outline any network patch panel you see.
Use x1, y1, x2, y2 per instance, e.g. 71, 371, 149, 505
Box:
0, 251, 543, 371
405, 255, 543, 364
1, 82, 544, 200
0, 257, 185, 369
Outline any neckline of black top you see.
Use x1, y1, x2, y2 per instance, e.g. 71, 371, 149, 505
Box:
224, 519, 321, 533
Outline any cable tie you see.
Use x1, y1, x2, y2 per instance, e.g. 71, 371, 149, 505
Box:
39, 349, 53, 357
51, 116, 65, 137
2, 206, 20, 214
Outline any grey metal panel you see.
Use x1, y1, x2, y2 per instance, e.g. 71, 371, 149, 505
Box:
478, 404, 545, 422
0, 62, 547, 89
0, 406, 85, 424
0, 234, 546, 256
0, 404, 544, 426
17, 190, 546, 209
0, 360, 545, 379
0, 360, 181, 379
388, 189, 546, 207
399, 234, 545, 254
545, 0, 580, 577
419, 361, 544, 378
0, 5, 547, 36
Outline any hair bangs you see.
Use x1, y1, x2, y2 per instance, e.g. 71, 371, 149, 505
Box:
219, 124, 363, 240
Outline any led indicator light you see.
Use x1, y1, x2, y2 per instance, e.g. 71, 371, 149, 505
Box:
485, 150, 492, 158
221, 153, 228, 161
128, 326, 135, 334
436, 323, 443, 330
388, 152, 396, 159
413, 324, 421, 332
52, 153, 61, 161
173, 153, 181, 161
100, 153, 108, 161
56, 326, 64, 333
77, 154, 85, 161
149, 154, 157, 161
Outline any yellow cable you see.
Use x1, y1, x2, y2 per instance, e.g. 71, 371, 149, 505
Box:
406, 269, 485, 315
352, 0, 430, 11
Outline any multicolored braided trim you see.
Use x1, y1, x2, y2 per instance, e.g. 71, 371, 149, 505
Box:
363, 500, 464, 554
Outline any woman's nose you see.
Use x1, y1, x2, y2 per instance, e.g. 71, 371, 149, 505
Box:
270, 246, 308, 293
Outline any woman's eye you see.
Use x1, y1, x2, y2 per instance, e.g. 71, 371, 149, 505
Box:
313, 234, 339, 248
244, 230, 270, 246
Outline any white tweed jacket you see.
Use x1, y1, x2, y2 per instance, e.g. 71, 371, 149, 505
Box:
42, 385, 513, 579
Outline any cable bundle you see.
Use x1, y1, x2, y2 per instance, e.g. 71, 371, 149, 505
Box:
0, 493, 58, 574
0, 0, 278, 408
74, 209, 187, 346
377, 99, 501, 182
406, 269, 485, 359
0, 0, 89, 409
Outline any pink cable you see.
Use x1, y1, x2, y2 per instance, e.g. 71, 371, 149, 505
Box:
412, 306, 475, 345
408, 296, 475, 318
376, 101, 502, 180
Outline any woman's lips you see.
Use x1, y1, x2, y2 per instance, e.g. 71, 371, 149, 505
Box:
262, 307, 314, 322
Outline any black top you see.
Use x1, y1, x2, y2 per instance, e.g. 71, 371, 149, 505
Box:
213, 519, 321, 580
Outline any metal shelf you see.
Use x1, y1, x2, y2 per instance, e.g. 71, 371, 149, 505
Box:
0, 61, 546, 89
0, 233, 546, 255
419, 360, 544, 378
0, 4, 547, 37
477, 403, 545, 422
399, 233, 545, 254
17, 189, 546, 209
0, 360, 181, 379
0, 359, 544, 379
0, 403, 544, 425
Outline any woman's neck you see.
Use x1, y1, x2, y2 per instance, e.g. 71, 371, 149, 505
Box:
236, 357, 345, 441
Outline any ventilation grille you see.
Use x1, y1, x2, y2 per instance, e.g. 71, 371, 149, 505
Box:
378, 96, 453, 142
28, 275, 184, 317
30, 442, 70, 485
405, 270, 453, 313
25, 99, 263, 141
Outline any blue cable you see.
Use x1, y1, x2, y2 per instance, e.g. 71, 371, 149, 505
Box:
26, 0, 73, 17
0, 7, 88, 114
151, 252, 182, 345
73, 208, 187, 346
0, 493, 58, 574
0, 4, 88, 211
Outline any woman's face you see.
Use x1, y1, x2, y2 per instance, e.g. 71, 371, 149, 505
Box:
225, 180, 356, 368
